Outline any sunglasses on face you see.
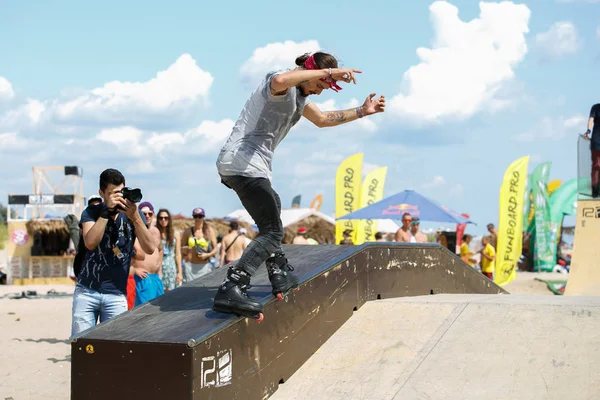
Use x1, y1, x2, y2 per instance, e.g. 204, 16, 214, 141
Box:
158, 216, 169, 221
193, 215, 204, 219
412, 222, 420, 225
143, 212, 154, 217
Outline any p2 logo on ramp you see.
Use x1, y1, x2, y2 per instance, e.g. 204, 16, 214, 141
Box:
200, 349, 233, 389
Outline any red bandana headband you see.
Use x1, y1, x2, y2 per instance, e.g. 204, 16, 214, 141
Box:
304, 54, 343, 92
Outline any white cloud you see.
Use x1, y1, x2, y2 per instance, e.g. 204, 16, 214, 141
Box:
0, 99, 46, 129
421, 175, 446, 189
418, 175, 464, 199
0, 132, 33, 150
515, 114, 587, 141
418, 175, 463, 198
53, 54, 213, 127
128, 160, 156, 175
449, 183, 464, 197
308, 150, 345, 164
0, 77, 15, 102
240, 40, 321, 85
147, 131, 185, 148
564, 115, 587, 129
535, 21, 580, 60
530, 153, 542, 164
312, 99, 336, 112
293, 162, 327, 178
96, 119, 235, 158
184, 119, 235, 150
97, 126, 145, 156
389, 1, 530, 123
363, 162, 383, 177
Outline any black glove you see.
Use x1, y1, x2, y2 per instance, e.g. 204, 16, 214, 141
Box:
100, 205, 119, 219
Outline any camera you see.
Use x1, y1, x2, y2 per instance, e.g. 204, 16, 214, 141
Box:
120, 187, 143, 203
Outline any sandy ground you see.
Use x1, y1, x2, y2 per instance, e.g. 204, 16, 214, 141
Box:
0, 272, 568, 400
502, 271, 568, 294
1, 284, 75, 400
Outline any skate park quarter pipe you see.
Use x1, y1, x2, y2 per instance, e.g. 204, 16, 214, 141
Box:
70, 243, 505, 400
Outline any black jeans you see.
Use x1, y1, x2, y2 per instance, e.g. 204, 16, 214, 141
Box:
220, 175, 284, 276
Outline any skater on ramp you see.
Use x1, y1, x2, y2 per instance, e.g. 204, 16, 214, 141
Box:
213, 51, 386, 320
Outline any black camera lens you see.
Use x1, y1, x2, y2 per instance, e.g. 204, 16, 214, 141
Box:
121, 187, 143, 203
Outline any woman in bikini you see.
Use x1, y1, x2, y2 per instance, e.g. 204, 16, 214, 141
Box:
179, 207, 218, 283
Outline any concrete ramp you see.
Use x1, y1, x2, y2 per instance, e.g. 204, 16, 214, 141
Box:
565, 199, 600, 295
272, 294, 600, 400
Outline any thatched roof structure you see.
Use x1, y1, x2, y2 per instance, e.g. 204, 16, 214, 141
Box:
173, 218, 257, 239
22, 214, 335, 245
25, 219, 69, 236
282, 214, 335, 244
24, 218, 72, 256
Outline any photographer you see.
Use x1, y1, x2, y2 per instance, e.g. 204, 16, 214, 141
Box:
70, 168, 157, 337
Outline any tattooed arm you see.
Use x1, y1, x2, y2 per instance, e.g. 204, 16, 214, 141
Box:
303, 102, 364, 128
303, 93, 385, 128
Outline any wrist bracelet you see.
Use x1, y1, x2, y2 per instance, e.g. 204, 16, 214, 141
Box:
328, 68, 332, 80
356, 106, 364, 118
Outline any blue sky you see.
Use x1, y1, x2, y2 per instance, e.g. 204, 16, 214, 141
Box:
1, 0, 599, 235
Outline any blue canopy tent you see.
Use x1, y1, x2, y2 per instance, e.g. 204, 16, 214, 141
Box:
337, 190, 474, 225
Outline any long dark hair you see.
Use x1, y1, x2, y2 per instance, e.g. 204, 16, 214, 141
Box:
157, 208, 174, 248
295, 51, 339, 69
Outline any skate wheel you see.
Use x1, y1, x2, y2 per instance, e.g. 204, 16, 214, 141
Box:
256, 313, 264, 323
293, 287, 300, 293
276, 293, 284, 301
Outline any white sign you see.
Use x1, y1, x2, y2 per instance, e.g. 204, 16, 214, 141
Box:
200, 349, 232, 389
28, 195, 54, 205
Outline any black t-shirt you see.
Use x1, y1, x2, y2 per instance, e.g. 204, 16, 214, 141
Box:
590, 103, 600, 150
77, 204, 146, 296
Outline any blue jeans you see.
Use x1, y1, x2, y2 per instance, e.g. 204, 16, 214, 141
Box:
70, 284, 128, 337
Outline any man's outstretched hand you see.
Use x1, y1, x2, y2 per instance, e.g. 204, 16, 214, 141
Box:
362, 93, 386, 116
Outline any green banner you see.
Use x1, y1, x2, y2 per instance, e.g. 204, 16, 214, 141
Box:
531, 162, 554, 271
523, 174, 534, 234
547, 178, 578, 265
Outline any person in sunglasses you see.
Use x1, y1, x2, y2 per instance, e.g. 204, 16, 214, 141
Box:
410, 217, 428, 243
156, 208, 183, 292
130, 202, 164, 307
179, 207, 218, 283
213, 51, 386, 319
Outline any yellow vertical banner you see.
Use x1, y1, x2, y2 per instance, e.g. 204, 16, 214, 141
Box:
335, 153, 363, 245
495, 155, 530, 286
355, 167, 387, 244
